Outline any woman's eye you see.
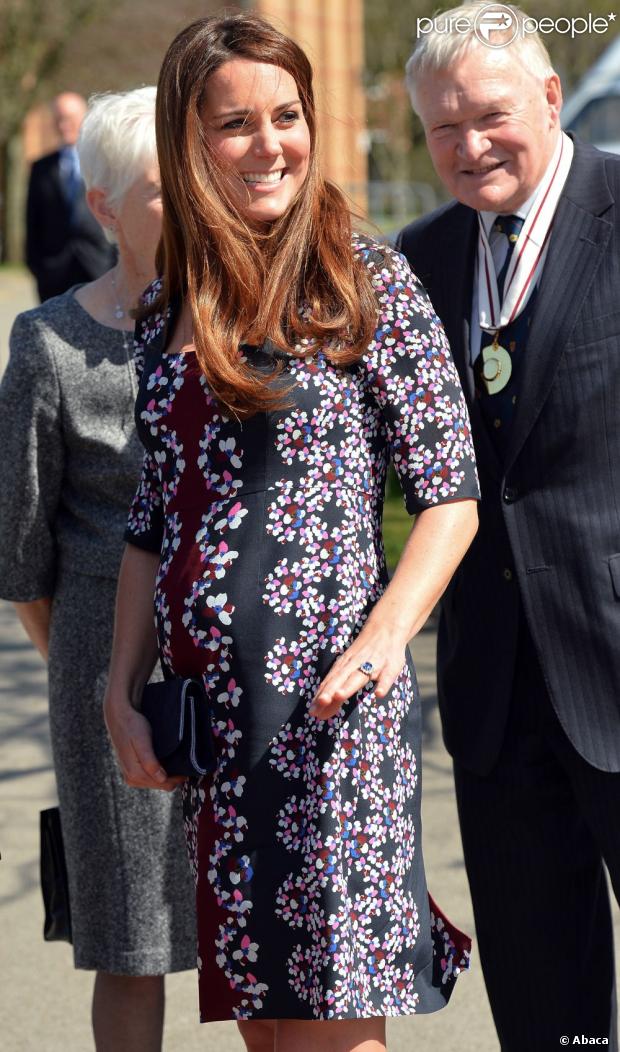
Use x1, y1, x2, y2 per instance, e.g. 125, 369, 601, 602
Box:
279, 110, 300, 124
222, 118, 247, 131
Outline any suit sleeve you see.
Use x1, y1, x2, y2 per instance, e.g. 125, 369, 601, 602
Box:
360, 243, 480, 514
0, 312, 63, 599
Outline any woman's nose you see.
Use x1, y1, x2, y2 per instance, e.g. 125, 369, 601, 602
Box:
252, 121, 283, 158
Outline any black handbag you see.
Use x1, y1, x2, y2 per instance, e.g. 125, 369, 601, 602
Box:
40, 806, 73, 943
140, 677, 216, 777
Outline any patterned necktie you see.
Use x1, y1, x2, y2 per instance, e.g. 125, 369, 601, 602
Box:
493, 213, 524, 298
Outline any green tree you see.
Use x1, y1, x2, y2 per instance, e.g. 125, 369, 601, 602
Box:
0, 0, 119, 259
0, 0, 225, 261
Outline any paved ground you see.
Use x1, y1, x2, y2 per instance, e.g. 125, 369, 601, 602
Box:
0, 601, 496, 1051
0, 267, 37, 372
0, 270, 618, 1050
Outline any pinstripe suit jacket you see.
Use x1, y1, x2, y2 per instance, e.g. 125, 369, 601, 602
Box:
397, 139, 620, 775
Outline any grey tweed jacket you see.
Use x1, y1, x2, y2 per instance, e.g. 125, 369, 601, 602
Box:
0, 289, 142, 600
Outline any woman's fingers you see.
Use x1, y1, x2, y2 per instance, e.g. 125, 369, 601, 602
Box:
309, 625, 408, 719
127, 735, 182, 791
310, 656, 382, 719
105, 703, 183, 791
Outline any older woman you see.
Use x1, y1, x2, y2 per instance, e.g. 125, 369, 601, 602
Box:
105, 15, 479, 1052
0, 89, 195, 1052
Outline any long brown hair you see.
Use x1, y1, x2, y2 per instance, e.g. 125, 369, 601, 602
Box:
153, 12, 377, 419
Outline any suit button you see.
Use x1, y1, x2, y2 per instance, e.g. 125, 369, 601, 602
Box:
503, 486, 518, 503
503, 568, 513, 581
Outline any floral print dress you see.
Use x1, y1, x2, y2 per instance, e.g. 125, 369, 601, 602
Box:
126, 236, 479, 1022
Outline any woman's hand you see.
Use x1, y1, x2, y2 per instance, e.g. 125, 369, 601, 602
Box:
310, 499, 478, 721
104, 546, 182, 791
310, 617, 409, 720
104, 694, 185, 791
13, 598, 52, 662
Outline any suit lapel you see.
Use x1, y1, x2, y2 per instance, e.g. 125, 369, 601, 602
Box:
438, 205, 475, 398
505, 142, 614, 470
439, 207, 503, 481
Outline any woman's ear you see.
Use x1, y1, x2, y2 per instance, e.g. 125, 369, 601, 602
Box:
86, 187, 117, 235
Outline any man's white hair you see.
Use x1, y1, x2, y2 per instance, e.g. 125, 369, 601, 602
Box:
77, 87, 157, 230
406, 2, 555, 112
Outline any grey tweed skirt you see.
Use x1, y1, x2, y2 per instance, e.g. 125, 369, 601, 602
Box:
47, 571, 196, 974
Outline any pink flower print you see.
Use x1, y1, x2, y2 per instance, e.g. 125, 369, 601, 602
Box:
214, 802, 248, 850
232, 934, 259, 965
225, 853, 254, 887
146, 363, 168, 392
313, 844, 339, 879
264, 635, 315, 694
198, 539, 239, 579
214, 501, 248, 531
276, 795, 312, 853
216, 678, 243, 709
213, 717, 242, 753
341, 819, 369, 863
205, 591, 234, 626
275, 874, 324, 930
218, 437, 242, 469
287, 942, 332, 1012
269, 722, 315, 779
220, 768, 246, 798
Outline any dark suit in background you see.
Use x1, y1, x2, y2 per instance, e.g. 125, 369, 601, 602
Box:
25, 149, 114, 302
398, 140, 620, 1049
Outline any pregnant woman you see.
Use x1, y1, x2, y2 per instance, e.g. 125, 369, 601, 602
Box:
105, 14, 479, 1052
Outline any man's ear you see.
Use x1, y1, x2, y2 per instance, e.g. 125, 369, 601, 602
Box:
86, 187, 117, 234
546, 73, 563, 126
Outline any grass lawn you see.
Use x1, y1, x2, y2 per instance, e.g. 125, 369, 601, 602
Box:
382, 469, 412, 572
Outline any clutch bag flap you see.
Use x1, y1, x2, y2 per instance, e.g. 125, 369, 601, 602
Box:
140, 678, 215, 777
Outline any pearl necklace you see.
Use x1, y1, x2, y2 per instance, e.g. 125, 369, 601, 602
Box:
110, 268, 128, 321
109, 268, 137, 397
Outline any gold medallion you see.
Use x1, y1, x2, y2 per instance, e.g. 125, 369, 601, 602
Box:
478, 338, 512, 395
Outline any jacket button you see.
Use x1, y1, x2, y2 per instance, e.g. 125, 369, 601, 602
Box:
503, 486, 518, 503
503, 568, 513, 581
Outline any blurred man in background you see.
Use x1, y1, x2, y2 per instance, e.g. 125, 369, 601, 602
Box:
25, 92, 114, 301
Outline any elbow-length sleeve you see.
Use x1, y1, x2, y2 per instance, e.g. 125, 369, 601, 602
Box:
124, 448, 164, 553
124, 285, 165, 554
360, 241, 480, 514
0, 311, 63, 600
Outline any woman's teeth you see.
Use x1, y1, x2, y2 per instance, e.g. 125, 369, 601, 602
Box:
242, 171, 284, 184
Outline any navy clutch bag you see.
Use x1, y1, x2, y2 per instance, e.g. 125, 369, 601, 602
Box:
140, 677, 216, 777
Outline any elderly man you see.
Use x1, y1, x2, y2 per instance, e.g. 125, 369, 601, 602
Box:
397, 3, 620, 1048
26, 92, 114, 301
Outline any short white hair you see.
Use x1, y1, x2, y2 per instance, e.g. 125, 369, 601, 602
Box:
406, 2, 555, 112
77, 87, 157, 208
